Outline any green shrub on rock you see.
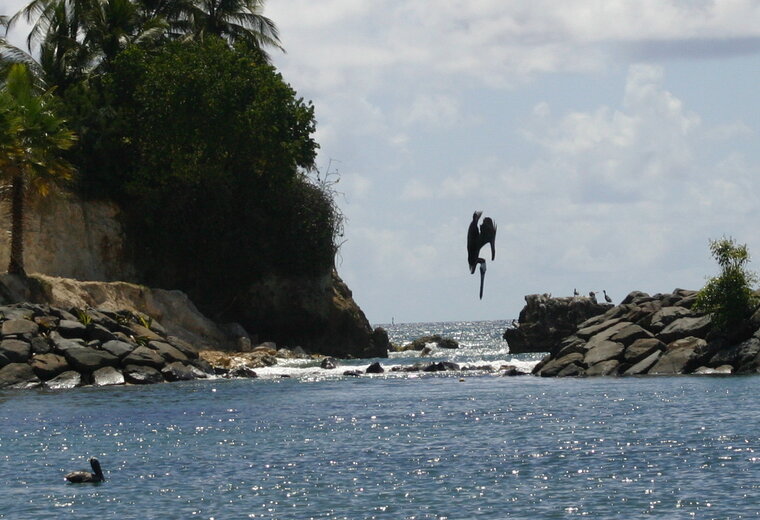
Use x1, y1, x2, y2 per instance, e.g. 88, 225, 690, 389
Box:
695, 237, 758, 331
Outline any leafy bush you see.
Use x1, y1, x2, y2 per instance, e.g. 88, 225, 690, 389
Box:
62, 38, 341, 317
694, 237, 758, 331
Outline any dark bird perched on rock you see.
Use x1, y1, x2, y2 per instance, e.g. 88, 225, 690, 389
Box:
467, 211, 497, 299
573, 288, 579, 297
603, 290, 612, 303
65, 457, 104, 483
588, 291, 597, 304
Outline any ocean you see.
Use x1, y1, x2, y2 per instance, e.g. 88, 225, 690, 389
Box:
1, 320, 758, 519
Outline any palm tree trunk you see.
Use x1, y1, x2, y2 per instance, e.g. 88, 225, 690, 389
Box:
8, 173, 26, 276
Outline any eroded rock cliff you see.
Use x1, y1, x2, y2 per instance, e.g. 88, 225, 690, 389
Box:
0, 193, 386, 358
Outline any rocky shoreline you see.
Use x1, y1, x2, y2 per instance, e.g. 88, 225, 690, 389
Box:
517, 289, 760, 377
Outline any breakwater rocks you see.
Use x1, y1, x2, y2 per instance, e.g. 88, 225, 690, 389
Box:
0, 302, 218, 389
504, 294, 612, 354
531, 289, 760, 377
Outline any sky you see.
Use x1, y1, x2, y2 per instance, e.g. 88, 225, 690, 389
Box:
5, 1, 760, 325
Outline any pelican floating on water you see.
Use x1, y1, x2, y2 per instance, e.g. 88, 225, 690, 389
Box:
467, 211, 497, 299
65, 457, 104, 483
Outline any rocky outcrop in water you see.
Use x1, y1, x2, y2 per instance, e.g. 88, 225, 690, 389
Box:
0, 301, 214, 389
504, 294, 612, 354
531, 289, 760, 377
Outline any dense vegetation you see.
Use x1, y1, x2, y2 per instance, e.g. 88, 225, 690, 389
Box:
0, 0, 343, 319
695, 237, 759, 332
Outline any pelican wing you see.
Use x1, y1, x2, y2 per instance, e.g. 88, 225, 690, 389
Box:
479, 217, 497, 261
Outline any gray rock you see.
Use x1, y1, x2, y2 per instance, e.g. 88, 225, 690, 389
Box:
101, 340, 135, 359
321, 357, 338, 369
0, 307, 35, 321
556, 363, 585, 377
1, 319, 39, 338
624, 338, 665, 364
88, 324, 118, 343
504, 294, 612, 353
34, 315, 59, 331
57, 319, 88, 339
621, 291, 651, 305
0, 352, 9, 368
709, 336, 760, 368
623, 350, 662, 375
228, 366, 258, 378
643, 307, 694, 332
50, 332, 86, 352
148, 341, 188, 363
123, 364, 164, 384
166, 336, 199, 359
365, 362, 384, 374
423, 361, 460, 372
584, 322, 632, 350
659, 316, 712, 344
44, 370, 82, 389
30, 337, 52, 354
0, 339, 31, 363
584, 340, 624, 366
610, 323, 653, 346
586, 359, 620, 376
537, 352, 584, 377
31, 353, 69, 379
648, 337, 706, 374
122, 345, 165, 368
64, 347, 119, 372
92, 366, 125, 386
161, 362, 205, 381
0, 363, 40, 388
693, 365, 733, 375
576, 318, 625, 340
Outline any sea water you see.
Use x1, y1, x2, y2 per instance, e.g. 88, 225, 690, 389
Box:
1, 320, 759, 519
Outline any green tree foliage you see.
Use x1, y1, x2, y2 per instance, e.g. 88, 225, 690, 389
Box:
3, 0, 282, 90
66, 38, 337, 316
0, 63, 77, 275
695, 237, 759, 331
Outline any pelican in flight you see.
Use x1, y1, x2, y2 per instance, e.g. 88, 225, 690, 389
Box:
467, 211, 497, 299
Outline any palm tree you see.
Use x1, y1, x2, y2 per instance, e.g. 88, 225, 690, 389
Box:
175, 0, 283, 59
0, 63, 77, 275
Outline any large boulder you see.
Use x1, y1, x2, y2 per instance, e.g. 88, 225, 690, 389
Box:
535, 352, 584, 377
44, 370, 82, 389
2, 319, 39, 337
505, 294, 612, 354
648, 337, 707, 374
624, 338, 665, 364
623, 350, 662, 376
64, 346, 119, 372
658, 315, 712, 344
0, 363, 40, 388
123, 364, 164, 384
122, 345, 165, 368
584, 341, 624, 366
31, 353, 69, 379
0, 339, 31, 363
92, 366, 125, 386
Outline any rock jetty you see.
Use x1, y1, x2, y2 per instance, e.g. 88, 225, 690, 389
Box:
525, 289, 760, 377
504, 294, 612, 354
0, 302, 220, 389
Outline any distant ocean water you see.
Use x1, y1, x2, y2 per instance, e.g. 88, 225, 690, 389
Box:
1, 320, 759, 519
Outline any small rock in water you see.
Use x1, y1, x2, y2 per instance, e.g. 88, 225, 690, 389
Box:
320, 357, 338, 369
365, 362, 384, 374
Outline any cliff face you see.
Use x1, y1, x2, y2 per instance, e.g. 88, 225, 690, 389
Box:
1, 193, 386, 357
0, 194, 136, 281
